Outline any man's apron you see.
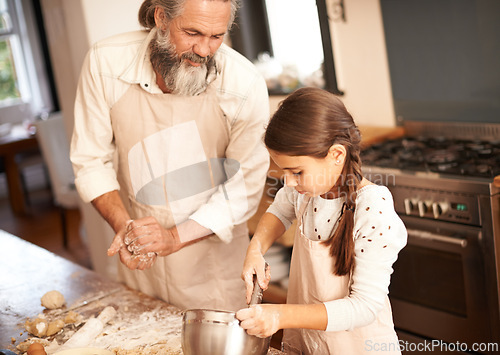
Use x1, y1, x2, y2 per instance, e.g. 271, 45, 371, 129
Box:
282, 196, 401, 354
109, 84, 248, 312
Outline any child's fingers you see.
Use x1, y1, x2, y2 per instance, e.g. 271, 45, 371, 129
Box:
243, 271, 256, 304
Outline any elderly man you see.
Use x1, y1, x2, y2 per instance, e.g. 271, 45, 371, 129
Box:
71, 0, 269, 311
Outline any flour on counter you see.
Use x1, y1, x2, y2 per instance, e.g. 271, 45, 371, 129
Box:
89, 307, 182, 354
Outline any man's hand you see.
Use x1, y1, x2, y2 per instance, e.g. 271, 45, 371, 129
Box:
107, 220, 158, 270
122, 216, 181, 257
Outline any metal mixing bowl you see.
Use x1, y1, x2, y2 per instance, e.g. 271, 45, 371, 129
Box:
181, 309, 271, 355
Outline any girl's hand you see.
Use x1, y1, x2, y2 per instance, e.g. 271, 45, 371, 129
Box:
241, 241, 271, 304
236, 304, 281, 338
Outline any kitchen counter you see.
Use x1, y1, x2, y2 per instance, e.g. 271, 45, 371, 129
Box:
0, 230, 283, 354
247, 125, 405, 246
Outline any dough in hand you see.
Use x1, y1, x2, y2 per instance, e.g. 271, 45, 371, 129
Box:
41, 290, 65, 309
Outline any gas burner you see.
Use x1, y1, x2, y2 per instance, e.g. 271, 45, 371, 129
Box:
426, 149, 460, 165
401, 138, 426, 151
360, 136, 500, 179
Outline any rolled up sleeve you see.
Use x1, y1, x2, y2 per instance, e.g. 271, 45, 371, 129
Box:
71, 48, 120, 203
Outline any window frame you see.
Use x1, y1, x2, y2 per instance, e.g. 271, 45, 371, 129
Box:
229, 0, 342, 95
0, 0, 56, 125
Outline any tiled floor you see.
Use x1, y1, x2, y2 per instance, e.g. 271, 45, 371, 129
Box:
0, 185, 91, 269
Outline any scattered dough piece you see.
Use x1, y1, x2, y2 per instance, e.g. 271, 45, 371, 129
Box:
46, 319, 65, 336
25, 317, 48, 337
64, 310, 81, 324
41, 290, 65, 309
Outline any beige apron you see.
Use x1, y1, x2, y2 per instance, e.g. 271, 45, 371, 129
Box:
282, 196, 401, 354
109, 84, 248, 312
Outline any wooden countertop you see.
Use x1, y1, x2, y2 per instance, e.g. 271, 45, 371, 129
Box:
247, 125, 405, 246
0, 230, 283, 354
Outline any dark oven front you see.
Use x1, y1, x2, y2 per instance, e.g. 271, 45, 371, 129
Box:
364, 170, 500, 354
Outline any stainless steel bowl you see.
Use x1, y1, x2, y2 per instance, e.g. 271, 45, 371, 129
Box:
182, 309, 271, 355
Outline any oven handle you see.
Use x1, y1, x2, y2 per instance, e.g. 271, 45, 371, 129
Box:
407, 228, 468, 248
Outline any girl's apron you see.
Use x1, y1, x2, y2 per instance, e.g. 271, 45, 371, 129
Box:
282, 196, 401, 354
109, 84, 248, 312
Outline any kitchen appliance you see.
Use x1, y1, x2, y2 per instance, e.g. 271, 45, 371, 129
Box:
362, 1, 500, 353
361, 125, 500, 354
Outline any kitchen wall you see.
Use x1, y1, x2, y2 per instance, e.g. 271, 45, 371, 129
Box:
39, 0, 395, 277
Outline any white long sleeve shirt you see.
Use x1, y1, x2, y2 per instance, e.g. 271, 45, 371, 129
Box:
71, 29, 270, 242
268, 184, 407, 331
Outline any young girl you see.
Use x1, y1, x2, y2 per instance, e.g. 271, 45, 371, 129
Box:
236, 87, 407, 354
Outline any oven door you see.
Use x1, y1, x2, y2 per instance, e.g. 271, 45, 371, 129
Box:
389, 216, 494, 349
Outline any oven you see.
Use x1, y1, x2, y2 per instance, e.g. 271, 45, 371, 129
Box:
362, 163, 500, 354
366, 1, 500, 352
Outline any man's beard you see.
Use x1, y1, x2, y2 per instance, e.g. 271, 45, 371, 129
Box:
149, 28, 217, 96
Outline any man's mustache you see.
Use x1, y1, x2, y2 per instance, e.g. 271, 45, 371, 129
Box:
181, 52, 209, 65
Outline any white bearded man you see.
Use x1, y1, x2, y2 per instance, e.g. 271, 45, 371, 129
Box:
71, 0, 270, 311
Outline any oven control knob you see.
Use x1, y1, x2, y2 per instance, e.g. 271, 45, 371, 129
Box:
417, 200, 430, 217
432, 202, 449, 219
404, 198, 415, 215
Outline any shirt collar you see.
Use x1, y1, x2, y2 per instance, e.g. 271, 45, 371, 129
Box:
119, 28, 160, 94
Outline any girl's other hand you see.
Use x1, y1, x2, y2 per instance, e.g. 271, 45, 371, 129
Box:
241, 242, 271, 304
236, 304, 281, 338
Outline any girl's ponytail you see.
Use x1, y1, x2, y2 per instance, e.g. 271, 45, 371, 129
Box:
322, 139, 362, 276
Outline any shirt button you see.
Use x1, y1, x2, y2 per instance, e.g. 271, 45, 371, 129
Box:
145, 83, 149, 87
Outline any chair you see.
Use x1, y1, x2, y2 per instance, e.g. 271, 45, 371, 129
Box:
34, 113, 80, 248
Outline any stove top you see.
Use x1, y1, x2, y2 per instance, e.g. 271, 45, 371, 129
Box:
361, 136, 500, 179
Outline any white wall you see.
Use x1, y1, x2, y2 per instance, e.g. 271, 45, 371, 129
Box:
80, 0, 144, 48
327, 0, 395, 127
40, 0, 143, 137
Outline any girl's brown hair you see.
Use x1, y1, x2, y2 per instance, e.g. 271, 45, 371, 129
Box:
264, 87, 362, 276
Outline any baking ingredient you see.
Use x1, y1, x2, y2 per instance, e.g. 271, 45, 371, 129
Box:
25, 317, 48, 337
41, 290, 65, 310
27, 342, 47, 355
58, 306, 117, 350
25, 316, 66, 337
90, 308, 183, 354
63, 311, 81, 324
46, 319, 65, 336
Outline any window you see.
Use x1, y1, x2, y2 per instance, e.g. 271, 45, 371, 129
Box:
230, 0, 342, 95
0, 0, 56, 125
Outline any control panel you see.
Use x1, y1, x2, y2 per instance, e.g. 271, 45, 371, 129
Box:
389, 185, 480, 226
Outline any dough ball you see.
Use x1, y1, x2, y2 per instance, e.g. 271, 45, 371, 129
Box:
25, 317, 48, 337
41, 290, 65, 309
46, 319, 65, 336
